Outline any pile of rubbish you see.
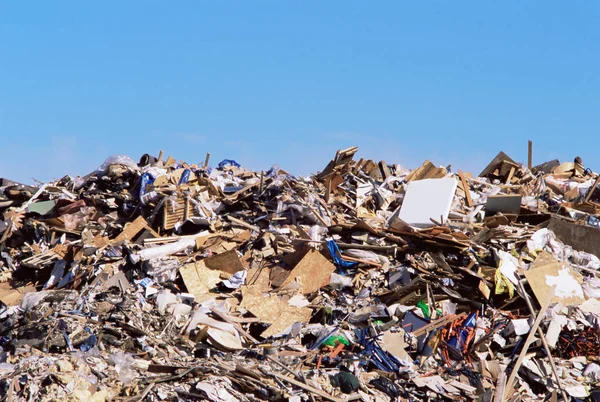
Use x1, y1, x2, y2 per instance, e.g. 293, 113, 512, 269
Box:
2, 147, 600, 401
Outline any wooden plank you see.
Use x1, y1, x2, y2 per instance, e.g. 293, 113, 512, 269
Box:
528, 140, 533, 169
406, 160, 447, 182
379, 160, 391, 180
112, 216, 149, 243
226, 215, 260, 232
585, 175, 600, 204
505, 166, 516, 185
458, 170, 473, 207
211, 308, 259, 345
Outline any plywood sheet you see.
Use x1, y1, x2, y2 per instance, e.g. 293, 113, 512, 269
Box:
281, 249, 335, 294
179, 260, 221, 298
524, 251, 585, 306
204, 249, 245, 275
261, 307, 312, 338
112, 216, 149, 243
240, 285, 312, 337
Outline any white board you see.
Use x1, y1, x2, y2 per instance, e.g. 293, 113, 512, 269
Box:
399, 178, 457, 227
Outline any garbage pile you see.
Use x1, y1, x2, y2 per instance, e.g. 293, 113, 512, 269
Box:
2, 147, 600, 401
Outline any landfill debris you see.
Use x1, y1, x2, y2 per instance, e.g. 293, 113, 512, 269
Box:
2, 147, 600, 401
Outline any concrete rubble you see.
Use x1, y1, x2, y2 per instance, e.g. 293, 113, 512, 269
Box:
1, 148, 600, 401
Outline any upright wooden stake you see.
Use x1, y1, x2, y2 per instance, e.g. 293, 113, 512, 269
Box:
518, 281, 569, 402
505, 288, 554, 399
528, 140, 533, 170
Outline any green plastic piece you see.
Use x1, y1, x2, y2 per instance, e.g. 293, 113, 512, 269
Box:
322, 335, 350, 347
417, 300, 431, 318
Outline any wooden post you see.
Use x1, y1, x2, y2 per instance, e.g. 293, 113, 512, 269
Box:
258, 171, 264, 194
518, 281, 569, 402
203, 153, 211, 169
527, 140, 533, 170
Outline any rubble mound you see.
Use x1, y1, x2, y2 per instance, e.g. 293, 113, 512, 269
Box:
1, 148, 600, 401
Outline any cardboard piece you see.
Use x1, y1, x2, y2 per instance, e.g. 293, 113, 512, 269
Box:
524, 252, 585, 306
380, 331, 410, 360
485, 195, 522, 216
399, 178, 458, 227
0, 283, 36, 306
281, 249, 335, 294
553, 162, 575, 175
206, 328, 243, 351
99, 271, 130, 292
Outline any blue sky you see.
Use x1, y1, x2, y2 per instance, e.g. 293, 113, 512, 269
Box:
1, 2, 599, 183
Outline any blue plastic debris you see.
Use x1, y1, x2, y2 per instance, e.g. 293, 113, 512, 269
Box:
355, 328, 404, 373
178, 169, 191, 185
218, 159, 241, 169
446, 311, 478, 360
139, 172, 157, 204
139, 173, 155, 197
327, 240, 358, 270
79, 327, 98, 352
58, 319, 74, 352
138, 278, 152, 288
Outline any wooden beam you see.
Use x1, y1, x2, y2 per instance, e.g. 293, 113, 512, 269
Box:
528, 140, 533, 170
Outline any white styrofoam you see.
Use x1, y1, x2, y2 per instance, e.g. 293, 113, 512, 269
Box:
399, 178, 458, 227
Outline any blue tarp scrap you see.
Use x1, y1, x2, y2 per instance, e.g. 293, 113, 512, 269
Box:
218, 159, 241, 169
327, 240, 358, 270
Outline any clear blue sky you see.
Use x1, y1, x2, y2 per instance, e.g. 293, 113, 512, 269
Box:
1, 2, 599, 183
